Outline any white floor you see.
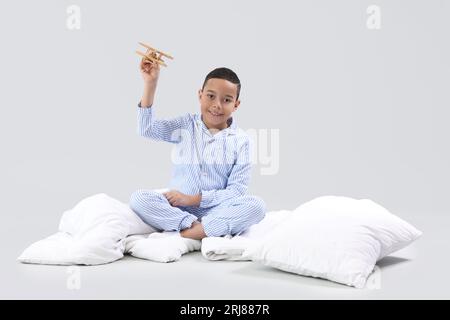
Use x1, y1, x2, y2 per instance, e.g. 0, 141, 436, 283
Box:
2, 214, 449, 300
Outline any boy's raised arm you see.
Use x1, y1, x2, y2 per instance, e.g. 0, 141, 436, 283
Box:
136, 56, 189, 143
140, 57, 160, 108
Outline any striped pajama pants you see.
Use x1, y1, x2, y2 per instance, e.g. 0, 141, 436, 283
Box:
129, 189, 266, 237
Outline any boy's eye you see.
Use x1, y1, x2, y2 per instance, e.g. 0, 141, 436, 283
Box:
224, 99, 232, 103
207, 94, 214, 99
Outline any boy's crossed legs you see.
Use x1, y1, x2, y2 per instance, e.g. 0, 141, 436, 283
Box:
129, 189, 266, 239
128, 189, 265, 262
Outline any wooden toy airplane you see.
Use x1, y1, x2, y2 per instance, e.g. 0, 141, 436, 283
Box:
135, 42, 174, 67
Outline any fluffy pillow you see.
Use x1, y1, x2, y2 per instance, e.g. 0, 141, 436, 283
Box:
18, 193, 155, 265
124, 232, 201, 263
243, 196, 422, 288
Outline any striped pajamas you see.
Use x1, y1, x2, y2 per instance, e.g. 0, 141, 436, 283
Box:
129, 104, 266, 237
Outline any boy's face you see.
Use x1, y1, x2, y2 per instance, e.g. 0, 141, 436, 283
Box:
198, 78, 240, 130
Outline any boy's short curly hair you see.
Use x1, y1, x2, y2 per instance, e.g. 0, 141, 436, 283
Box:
202, 67, 241, 100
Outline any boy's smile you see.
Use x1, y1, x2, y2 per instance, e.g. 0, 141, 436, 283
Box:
198, 78, 240, 132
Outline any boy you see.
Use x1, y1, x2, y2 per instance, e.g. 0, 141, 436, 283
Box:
129, 59, 266, 243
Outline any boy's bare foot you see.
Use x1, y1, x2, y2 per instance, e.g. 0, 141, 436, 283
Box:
180, 221, 207, 240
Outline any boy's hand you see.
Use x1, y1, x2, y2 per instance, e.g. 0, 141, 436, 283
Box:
139, 50, 160, 108
140, 50, 160, 85
163, 190, 201, 207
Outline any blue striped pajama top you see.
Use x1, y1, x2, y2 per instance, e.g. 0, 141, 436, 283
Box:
136, 103, 253, 209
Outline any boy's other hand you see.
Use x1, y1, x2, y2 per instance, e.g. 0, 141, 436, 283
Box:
140, 51, 160, 85
163, 190, 201, 207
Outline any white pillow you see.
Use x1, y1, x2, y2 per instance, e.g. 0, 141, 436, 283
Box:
18, 193, 155, 265
243, 196, 423, 288
17, 231, 126, 265
124, 232, 201, 263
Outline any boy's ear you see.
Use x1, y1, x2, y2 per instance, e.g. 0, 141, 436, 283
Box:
198, 89, 203, 101
234, 100, 241, 111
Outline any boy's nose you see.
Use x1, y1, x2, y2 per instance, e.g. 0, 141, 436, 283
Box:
211, 106, 222, 114
211, 97, 222, 108
211, 103, 222, 111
